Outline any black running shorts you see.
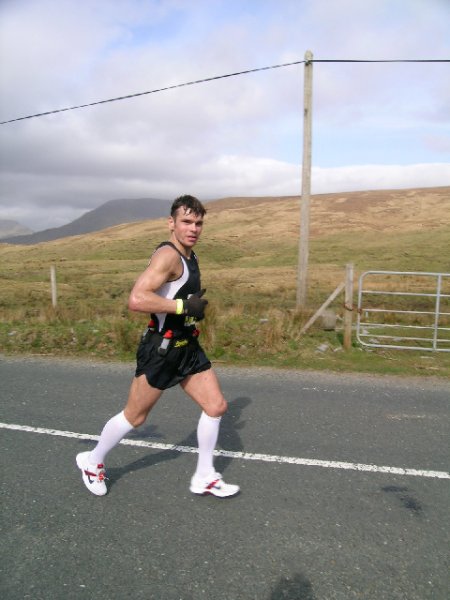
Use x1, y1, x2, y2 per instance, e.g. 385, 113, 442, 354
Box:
135, 332, 211, 390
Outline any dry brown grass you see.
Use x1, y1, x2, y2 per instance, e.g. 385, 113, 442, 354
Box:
204, 186, 450, 236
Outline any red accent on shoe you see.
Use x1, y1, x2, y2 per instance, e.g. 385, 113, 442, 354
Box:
84, 467, 105, 481
205, 478, 220, 490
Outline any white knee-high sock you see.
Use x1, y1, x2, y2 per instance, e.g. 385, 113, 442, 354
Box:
195, 411, 221, 478
88, 411, 134, 465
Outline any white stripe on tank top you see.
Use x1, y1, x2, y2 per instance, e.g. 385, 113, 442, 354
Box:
154, 254, 188, 331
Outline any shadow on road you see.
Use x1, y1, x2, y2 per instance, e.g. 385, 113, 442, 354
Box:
268, 572, 316, 600
381, 485, 423, 516
89, 396, 252, 490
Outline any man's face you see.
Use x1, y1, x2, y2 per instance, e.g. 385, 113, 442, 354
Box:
169, 207, 204, 248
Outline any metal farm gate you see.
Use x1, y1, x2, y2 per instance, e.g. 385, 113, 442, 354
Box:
356, 271, 450, 352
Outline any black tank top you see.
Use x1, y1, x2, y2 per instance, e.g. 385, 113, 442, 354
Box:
151, 241, 201, 332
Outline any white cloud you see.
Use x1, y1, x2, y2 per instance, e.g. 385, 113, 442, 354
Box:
311, 163, 450, 194
0, 0, 449, 231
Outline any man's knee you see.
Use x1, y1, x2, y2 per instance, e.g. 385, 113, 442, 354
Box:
123, 407, 147, 428
124, 375, 161, 427
206, 395, 227, 418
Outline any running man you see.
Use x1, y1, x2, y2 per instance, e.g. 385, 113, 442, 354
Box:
76, 195, 239, 498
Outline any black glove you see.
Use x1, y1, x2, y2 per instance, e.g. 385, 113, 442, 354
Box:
183, 289, 208, 320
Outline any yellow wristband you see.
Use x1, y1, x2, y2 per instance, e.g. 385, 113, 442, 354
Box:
175, 299, 184, 315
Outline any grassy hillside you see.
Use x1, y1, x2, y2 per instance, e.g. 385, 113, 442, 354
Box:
1, 187, 449, 377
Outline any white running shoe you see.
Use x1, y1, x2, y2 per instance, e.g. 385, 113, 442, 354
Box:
190, 472, 240, 498
76, 451, 108, 496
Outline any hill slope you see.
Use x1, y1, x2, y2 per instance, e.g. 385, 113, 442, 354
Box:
4, 186, 449, 246
0, 220, 33, 240
203, 186, 450, 235
3, 197, 172, 244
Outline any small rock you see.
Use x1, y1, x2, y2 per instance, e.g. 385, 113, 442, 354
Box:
316, 343, 329, 353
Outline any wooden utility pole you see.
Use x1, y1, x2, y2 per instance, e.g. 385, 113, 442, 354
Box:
296, 50, 313, 307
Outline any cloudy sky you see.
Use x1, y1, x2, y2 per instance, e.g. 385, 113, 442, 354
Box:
0, 0, 449, 232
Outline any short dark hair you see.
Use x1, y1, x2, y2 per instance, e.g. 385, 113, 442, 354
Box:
170, 195, 206, 219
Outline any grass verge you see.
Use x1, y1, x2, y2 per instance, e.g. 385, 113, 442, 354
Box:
1, 304, 449, 378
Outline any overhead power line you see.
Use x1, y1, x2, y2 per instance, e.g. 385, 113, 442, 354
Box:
313, 59, 450, 63
0, 60, 304, 125
1, 58, 449, 125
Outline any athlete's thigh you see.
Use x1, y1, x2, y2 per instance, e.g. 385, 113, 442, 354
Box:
124, 374, 163, 426
181, 368, 227, 417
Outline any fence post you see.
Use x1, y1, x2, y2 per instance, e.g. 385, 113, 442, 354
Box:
50, 265, 57, 308
344, 263, 354, 349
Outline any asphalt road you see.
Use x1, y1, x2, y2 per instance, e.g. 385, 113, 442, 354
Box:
1, 355, 449, 600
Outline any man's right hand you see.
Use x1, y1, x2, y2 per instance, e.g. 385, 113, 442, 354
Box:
183, 289, 208, 319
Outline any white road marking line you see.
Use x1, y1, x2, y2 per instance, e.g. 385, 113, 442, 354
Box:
1, 421, 449, 480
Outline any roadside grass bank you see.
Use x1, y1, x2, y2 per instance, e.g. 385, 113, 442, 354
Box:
1, 305, 449, 378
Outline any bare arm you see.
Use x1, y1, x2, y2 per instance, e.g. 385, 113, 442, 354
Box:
128, 246, 181, 314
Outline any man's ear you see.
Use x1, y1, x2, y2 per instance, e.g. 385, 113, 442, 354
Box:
168, 216, 175, 232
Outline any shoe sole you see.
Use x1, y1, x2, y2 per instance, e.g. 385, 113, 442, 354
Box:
190, 485, 240, 498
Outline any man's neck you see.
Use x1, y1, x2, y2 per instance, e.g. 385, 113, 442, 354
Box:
170, 236, 191, 258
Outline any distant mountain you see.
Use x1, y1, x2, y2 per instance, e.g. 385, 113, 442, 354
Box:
3, 198, 172, 245
0, 219, 33, 240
